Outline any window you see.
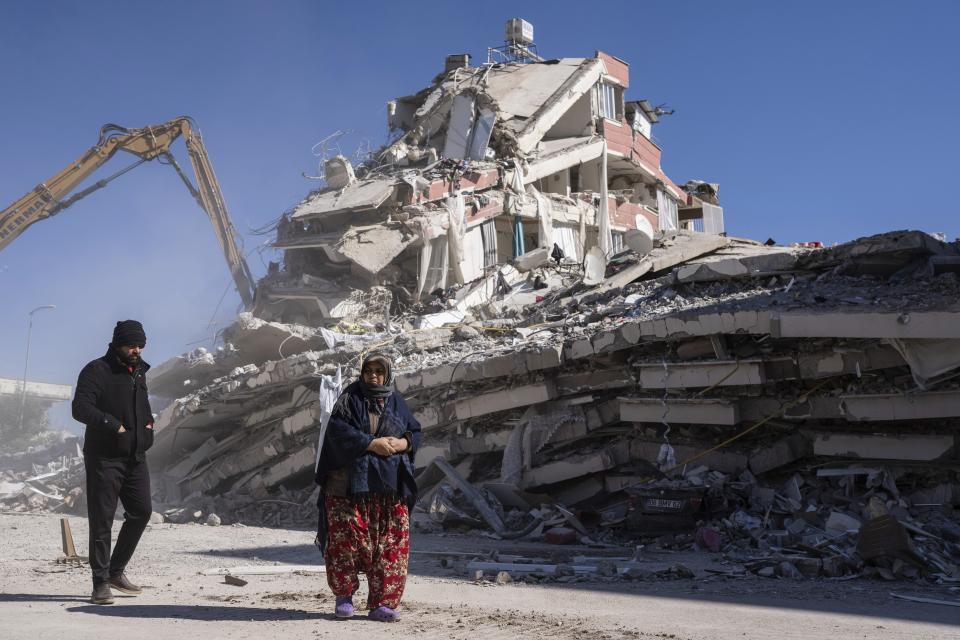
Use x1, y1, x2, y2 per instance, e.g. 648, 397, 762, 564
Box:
598, 82, 618, 121
631, 109, 652, 139
611, 232, 624, 254
480, 219, 498, 267
656, 189, 679, 232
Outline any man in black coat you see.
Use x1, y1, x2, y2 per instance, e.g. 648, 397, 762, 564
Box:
72, 320, 155, 605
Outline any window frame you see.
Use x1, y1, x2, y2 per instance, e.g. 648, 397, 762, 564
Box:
597, 82, 619, 121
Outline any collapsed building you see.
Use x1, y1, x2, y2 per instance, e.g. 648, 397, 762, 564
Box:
140, 226, 960, 580
5, 22, 958, 582
0, 378, 80, 509
254, 24, 717, 324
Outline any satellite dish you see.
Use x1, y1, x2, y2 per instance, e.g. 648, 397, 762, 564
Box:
625, 215, 654, 255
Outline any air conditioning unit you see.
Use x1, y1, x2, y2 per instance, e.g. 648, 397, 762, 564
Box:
505, 18, 534, 45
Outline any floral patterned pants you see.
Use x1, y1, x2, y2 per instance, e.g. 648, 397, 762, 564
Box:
324, 494, 410, 609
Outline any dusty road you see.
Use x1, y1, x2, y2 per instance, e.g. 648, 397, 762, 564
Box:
0, 512, 956, 640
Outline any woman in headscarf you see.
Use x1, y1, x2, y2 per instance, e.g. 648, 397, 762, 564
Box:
314, 353, 421, 622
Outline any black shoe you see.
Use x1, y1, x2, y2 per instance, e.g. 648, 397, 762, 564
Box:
91, 582, 114, 605
108, 572, 142, 595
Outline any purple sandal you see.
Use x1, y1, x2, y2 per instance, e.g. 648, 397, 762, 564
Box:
334, 596, 354, 618
368, 605, 400, 622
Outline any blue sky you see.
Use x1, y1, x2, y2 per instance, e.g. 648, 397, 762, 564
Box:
1, 1, 957, 430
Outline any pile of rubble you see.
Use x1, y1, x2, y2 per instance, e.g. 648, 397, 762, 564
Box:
446, 462, 959, 587
0, 436, 86, 514
140, 228, 960, 584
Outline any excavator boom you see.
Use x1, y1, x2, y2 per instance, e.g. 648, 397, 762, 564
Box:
0, 117, 256, 308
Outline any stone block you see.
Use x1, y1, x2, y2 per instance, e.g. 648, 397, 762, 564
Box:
526, 344, 563, 371
565, 338, 594, 360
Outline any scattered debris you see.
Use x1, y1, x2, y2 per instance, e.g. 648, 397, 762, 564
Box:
200, 565, 326, 576
0, 437, 85, 514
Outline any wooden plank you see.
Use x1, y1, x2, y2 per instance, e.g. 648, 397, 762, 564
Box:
60, 518, 77, 558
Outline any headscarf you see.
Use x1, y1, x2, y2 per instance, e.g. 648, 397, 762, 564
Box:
359, 352, 393, 401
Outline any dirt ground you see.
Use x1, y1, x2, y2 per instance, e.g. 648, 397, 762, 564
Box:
0, 512, 956, 640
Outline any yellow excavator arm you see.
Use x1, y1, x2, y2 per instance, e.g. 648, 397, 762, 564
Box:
0, 116, 256, 308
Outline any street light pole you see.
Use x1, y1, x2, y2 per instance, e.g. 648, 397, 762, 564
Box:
17, 304, 56, 433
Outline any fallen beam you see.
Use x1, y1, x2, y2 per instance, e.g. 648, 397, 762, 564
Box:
431, 457, 506, 534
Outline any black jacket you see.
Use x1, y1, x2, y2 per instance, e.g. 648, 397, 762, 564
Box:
72, 348, 154, 460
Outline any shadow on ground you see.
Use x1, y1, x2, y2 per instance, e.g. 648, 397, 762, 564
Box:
65, 603, 324, 621
0, 594, 89, 603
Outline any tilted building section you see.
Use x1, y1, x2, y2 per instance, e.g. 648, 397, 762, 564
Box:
256, 43, 718, 325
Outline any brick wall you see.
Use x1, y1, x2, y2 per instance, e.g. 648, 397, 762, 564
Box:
601, 120, 662, 171
596, 51, 629, 88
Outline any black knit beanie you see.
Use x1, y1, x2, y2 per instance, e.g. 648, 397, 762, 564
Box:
112, 320, 146, 347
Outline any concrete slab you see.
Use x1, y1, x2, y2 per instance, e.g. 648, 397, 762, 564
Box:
336, 224, 418, 276
620, 397, 740, 425
292, 178, 394, 219
588, 231, 730, 296
455, 382, 555, 420
812, 433, 954, 461
777, 311, 960, 339
841, 390, 960, 421
636, 360, 765, 389
0, 378, 71, 401
521, 441, 629, 488
675, 244, 800, 283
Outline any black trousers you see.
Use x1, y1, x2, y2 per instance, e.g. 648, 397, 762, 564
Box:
84, 455, 151, 586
